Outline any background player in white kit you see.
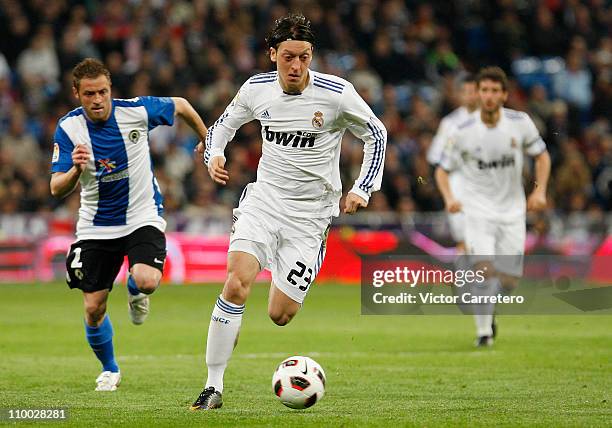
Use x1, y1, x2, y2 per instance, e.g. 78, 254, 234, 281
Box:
435, 67, 550, 347
50, 58, 208, 390
191, 14, 387, 410
427, 74, 479, 252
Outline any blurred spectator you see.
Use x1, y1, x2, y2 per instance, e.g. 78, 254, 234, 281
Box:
528, 84, 554, 126
529, 5, 566, 57
552, 50, 592, 112
349, 51, 383, 106
91, 0, 132, 58
16, 26, 61, 110
0, 4, 30, 65
492, 10, 527, 68
545, 100, 570, 162
1, 107, 41, 165
0, 52, 9, 80
426, 41, 460, 82
370, 33, 405, 84
554, 147, 592, 212
0, 59, 16, 132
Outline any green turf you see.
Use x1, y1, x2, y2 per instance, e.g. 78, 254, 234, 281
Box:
0, 282, 610, 427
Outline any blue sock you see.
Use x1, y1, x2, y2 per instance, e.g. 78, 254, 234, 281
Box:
85, 316, 119, 373
127, 274, 140, 296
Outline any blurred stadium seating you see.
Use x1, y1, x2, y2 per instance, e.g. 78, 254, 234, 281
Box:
0, 1, 609, 281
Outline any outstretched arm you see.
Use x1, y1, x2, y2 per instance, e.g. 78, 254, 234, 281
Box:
172, 97, 208, 142
171, 96, 232, 185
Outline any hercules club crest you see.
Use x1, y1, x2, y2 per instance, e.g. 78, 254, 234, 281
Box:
128, 129, 140, 144
312, 111, 324, 128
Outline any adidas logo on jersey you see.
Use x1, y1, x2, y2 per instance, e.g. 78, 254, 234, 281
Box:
264, 126, 315, 148
261, 110, 271, 119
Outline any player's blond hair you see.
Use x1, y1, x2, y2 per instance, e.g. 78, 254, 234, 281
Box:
72, 58, 111, 90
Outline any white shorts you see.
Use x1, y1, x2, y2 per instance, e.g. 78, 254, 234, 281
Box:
229, 185, 331, 304
464, 215, 525, 277
447, 212, 465, 243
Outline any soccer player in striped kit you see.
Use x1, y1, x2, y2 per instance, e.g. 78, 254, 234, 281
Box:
190, 14, 387, 410
50, 58, 208, 391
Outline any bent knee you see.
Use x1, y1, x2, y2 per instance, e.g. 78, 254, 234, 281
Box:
268, 310, 296, 326
85, 302, 106, 323
132, 273, 160, 294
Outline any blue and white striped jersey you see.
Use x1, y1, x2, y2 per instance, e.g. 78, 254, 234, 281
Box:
205, 70, 387, 218
51, 97, 174, 240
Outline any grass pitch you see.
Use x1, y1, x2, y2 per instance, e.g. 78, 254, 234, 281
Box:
0, 282, 610, 427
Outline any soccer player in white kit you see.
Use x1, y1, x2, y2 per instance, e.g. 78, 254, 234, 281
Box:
50, 58, 208, 390
435, 67, 550, 347
191, 14, 387, 410
427, 74, 479, 251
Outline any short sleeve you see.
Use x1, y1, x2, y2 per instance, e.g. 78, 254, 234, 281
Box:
140, 96, 175, 129
50, 124, 74, 173
522, 115, 546, 157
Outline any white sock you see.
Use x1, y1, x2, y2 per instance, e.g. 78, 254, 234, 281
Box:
474, 313, 494, 337
205, 295, 244, 393
472, 277, 500, 337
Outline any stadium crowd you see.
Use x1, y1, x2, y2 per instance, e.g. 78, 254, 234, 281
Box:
0, 0, 609, 220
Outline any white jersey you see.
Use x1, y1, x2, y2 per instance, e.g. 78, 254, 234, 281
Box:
205, 70, 387, 218
427, 106, 475, 200
51, 97, 175, 240
427, 106, 473, 166
440, 108, 546, 222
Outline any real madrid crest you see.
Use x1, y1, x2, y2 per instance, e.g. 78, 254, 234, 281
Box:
510, 138, 517, 149
312, 111, 324, 128
128, 129, 140, 144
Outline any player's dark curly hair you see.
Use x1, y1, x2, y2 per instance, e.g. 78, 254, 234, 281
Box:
265, 13, 315, 50
72, 58, 111, 90
476, 66, 508, 91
